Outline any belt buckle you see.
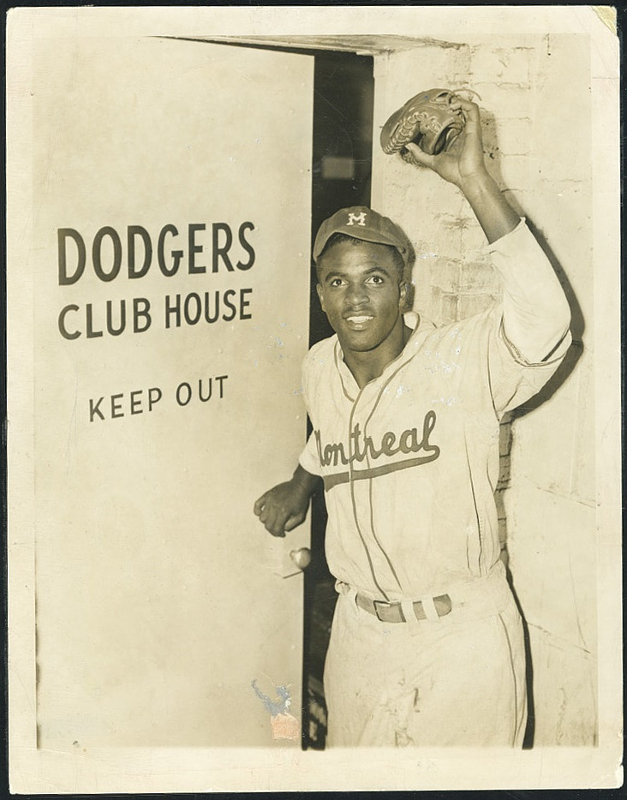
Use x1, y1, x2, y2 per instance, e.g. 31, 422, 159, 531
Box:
373, 599, 393, 622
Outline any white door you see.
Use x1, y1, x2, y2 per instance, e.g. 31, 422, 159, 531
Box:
23, 35, 313, 747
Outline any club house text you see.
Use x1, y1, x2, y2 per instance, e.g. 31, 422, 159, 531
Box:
57, 222, 257, 339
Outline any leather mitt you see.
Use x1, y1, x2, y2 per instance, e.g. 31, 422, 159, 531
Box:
380, 88, 467, 157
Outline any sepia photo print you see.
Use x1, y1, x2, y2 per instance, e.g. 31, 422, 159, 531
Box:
6, 5, 622, 792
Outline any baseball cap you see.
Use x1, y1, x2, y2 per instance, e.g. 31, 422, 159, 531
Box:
313, 206, 411, 267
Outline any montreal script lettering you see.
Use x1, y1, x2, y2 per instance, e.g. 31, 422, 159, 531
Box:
315, 409, 440, 468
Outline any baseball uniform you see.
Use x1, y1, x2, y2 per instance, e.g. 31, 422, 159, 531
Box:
299, 217, 571, 747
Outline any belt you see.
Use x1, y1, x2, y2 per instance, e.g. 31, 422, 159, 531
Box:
355, 592, 452, 623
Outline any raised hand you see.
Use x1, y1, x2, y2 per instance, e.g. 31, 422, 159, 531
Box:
403, 98, 488, 189
403, 97, 519, 243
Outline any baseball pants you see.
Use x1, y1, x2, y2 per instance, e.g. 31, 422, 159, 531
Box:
324, 563, 527, 747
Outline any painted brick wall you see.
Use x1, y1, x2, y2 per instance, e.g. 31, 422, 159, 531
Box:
371, 34, 595, 746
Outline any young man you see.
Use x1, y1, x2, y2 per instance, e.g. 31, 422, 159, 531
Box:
254, 99, 571, 747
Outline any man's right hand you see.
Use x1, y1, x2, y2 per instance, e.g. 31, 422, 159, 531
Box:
253, 466, 319, 537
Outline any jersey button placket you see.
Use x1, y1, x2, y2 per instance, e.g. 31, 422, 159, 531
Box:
350, 385, 402, 600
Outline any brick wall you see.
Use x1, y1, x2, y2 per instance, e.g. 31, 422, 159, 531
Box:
371, 34, 596, 745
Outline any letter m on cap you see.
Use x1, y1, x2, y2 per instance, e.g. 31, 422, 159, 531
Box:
346, 211, 367, 227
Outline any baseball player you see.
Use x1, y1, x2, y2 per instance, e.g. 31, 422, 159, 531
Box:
254, 97, 571, 747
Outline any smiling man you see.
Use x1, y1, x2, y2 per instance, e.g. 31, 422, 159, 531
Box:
254, 99, 572, 747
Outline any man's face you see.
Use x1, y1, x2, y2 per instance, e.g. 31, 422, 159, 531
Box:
316, 239, 407, 356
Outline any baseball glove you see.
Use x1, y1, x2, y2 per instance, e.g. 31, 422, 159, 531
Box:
380, 88, 472, 158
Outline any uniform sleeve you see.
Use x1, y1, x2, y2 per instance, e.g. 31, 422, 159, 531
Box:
487, 218, 571, 365
486, 307, 571, 417
297, 352, 323, 476
298, 431, 322, 476
460, 220, 571, 419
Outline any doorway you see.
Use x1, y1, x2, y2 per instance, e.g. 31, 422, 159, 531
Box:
303, 50, 374, 750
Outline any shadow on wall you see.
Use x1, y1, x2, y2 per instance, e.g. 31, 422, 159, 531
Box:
401, 238, 417, 312
496, 223, 583, 749
506, 565, 536, 749
481, 106, 585, 748
513, 218, 584, 417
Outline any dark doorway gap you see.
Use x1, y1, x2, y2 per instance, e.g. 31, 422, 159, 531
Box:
303, 51, 374, 750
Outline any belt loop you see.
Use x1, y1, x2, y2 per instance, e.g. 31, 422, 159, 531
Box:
421, 594, 441, 622
400, 597, 421, 635
348, 587, 362, 619
345, 585, 359, 611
